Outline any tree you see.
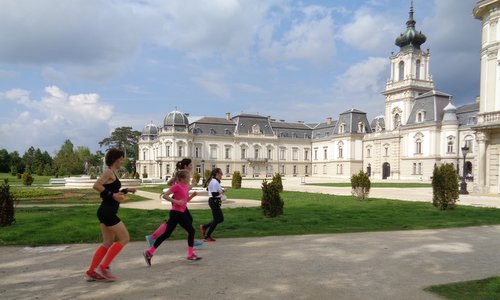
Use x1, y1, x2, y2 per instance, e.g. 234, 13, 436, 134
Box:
53, 139, 83, 175
9, 151, 23, 175
22, 146, 36, 174
99, 127, 140, 173
0, 149, 10, 173
261, 180, 284, 217
351, 170, 371, 200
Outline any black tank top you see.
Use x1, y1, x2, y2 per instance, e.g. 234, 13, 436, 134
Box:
101, 175, 121, 210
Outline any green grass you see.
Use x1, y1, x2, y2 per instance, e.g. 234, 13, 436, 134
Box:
3, 188, 500, 246
0, 173, 53, 185
425, 276, 500, 299
306, 182, 432, 188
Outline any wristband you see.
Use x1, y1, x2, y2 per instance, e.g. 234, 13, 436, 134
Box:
120, 188, 128, 194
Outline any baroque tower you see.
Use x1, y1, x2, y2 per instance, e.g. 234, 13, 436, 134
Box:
382, 1, 434, 131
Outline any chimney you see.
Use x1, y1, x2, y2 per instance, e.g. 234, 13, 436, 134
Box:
226, 112, 231, 120
326, 117, 332, 125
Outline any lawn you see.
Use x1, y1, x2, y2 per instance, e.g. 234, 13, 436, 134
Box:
306, 182, 432, 188
3, 188, 500, 246
425, 276, 500, 299
11, 187, 146, 204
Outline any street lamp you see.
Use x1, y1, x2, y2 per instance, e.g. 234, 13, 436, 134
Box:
459, 146, 470, 195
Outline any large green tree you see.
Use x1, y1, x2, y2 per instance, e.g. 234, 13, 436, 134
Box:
99, 127, 140, 172
0, 149, 10, 173
53, 139, 84, 175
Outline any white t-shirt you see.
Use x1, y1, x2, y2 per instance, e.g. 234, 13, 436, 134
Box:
208, 178, 223, 198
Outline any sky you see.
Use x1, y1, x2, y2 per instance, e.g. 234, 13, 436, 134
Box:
0, 0, 481, 155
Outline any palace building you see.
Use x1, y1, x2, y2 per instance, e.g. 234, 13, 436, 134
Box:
137, 2, 484, 191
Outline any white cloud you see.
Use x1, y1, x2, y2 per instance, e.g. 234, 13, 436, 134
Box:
0, 86, 114, 153
259, 5, 336, 67
191, 71, 231, 99
340, 7, 399, 55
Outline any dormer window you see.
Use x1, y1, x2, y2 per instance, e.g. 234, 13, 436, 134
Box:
416, 110, 426, 123
358, 122, 365, 133
338, 123, 345, 134
210, 128, 216, 135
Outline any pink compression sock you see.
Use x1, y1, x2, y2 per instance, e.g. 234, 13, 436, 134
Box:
88, 245, 108, 272
188, 246, 194, 257
148, 245, 157, 255
152, 223, 167, 239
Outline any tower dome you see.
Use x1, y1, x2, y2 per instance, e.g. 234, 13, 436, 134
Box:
141, 122, 159, 141
443, 101, 458, 122
395, 1, 426, 51
163, 109, 189, 129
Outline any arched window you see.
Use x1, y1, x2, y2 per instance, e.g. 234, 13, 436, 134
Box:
338, 123, 345, 134
399, 61, 405, 81
415, 59, 421, 79
358, 122, 365, 133
416, 110, 426, 123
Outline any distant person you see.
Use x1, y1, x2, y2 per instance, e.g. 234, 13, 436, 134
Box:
143, 169, 202, 265
145, 158, 203, 247
200, 168, 224, 242
85, 148, 136, 282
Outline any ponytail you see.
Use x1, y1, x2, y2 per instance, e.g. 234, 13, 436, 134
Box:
204, 168, 221, 188
176, 158, 192, 171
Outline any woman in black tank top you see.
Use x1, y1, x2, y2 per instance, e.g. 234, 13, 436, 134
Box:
85, 148, 136, 282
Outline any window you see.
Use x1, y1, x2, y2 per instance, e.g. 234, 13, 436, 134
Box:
166, 145, 171, 157
416, 140, 422, 154
267, 149, 272, 159
305, 165, 309, 174
314, 149, 318, 160
143, 166, 147, 175
254, 148, 259, 159
324, 148, 328, 160
415, 59, 421, 79
322, 165, 327, 174
281, 165, 285, 174
417, 163, 422, 175
304, 149, 309, 160
242, 165, 246, 174
178, 145, 183, 157
195, 165, 201, 174
413, 163, 417, 174
416, 111, 425, 123
293, 148, 298, 160
399, 61, 404, 81
367, 148, 371, 158
385, 147, 389, 157
225, 147, 230, 159
166, 164, 170, 175
280, 149, 286, 160
210, 146, 217, 159
464, 136, 473, 151
195, 146, 200, 158
209, 128, 216, 135
142, 150, 146, 160
447, 141, 453, 153
338, 146, 343, 159
241, 148, 246, 159
226, 164, 230, 174
358, 122, 365, 133
339, 123, 345, 134
293, 165, 297, 175
468, 116, 477, 125
313, 165, 317, 174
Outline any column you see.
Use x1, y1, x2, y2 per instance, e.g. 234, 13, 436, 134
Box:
476, 131, 489, 193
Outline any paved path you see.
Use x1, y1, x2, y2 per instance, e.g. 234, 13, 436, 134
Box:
4, 178, 500, 299
2, 225, 500, 299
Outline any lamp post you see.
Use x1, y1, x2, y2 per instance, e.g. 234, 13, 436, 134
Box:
459, 146, 470, 195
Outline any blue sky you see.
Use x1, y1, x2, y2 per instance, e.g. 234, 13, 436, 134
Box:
0, 0, 480, 154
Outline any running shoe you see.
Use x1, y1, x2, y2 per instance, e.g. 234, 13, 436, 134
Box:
187, 254, 202, 261
145, 235, 155, 248
85, 270, 107, 282
98, 265, 116, 281
143, 250, 152, 266
199, 224, 205, 238
204, 237, 216, 242
194, 240, 204, 247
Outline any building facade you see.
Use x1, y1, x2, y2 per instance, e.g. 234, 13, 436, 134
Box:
137, 3, 480, 189
473, 0, 500, 193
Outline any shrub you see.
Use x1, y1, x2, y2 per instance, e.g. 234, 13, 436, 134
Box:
22, 172, 34, 186
193, 171, 201, 185
10, 165, 18, 177
142, 172, 148, 179
432, 163, 459, 210
0, 179, 17, 226
271, 173, 283, 192
261, 180, 284, 217
351, 170, 371, 200
232, 171, 242, 189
